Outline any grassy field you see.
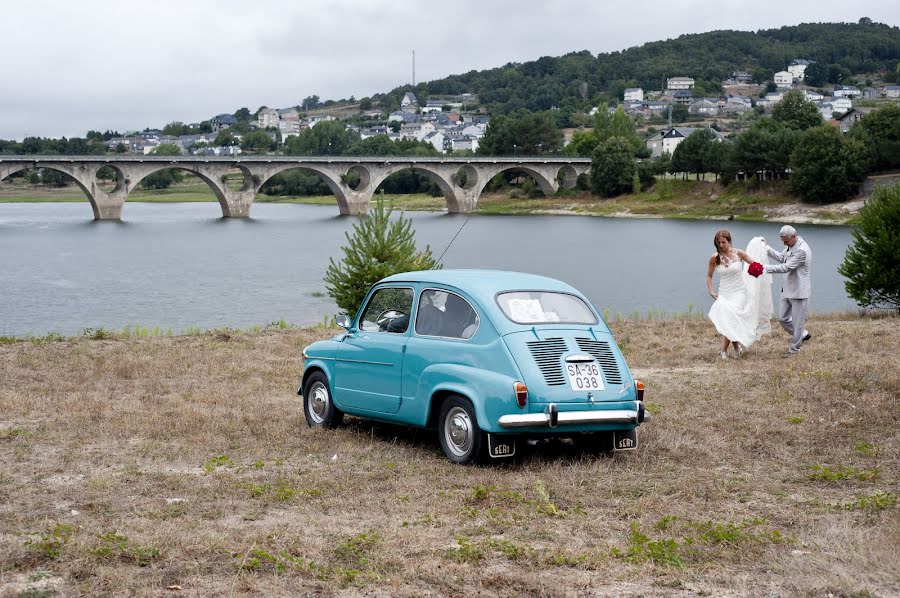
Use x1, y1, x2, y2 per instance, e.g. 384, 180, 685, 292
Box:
1, 314, 897, 596
0, 178, 860, 224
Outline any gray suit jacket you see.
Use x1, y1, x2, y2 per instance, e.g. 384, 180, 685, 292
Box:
765, 236, 812, 299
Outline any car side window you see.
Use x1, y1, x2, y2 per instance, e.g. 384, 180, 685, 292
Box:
359, 287, 414, 333
415, 289, 479, 339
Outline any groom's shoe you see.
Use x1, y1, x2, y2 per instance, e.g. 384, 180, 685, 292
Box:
802, 331, 812, 343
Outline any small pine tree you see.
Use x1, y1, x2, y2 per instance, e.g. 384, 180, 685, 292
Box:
325, 197, 438, 316
838, 185, 900, 311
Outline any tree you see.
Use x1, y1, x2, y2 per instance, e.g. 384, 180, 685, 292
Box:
672, 130, 715, 179
214, 130, 237, 147
789, 125, 869, 202
477, 111, 563, 155
771, 91, 822, 130
804, 62, 827, 87
849, 104, 900, 171
324, 197, 438, 316
590, 137, 636, 198
284, 120, 359, 155
233, 107, 252, 123
163, 121, 189, 136
838, 185, 900, 311
671, 104, 689, 124
240, 130, 274, 153
140, 143, 184, 190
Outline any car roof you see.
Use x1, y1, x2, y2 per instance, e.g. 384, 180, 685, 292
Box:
380, 269, 583, 304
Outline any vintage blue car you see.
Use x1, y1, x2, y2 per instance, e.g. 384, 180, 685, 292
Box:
299, 270, 649, 464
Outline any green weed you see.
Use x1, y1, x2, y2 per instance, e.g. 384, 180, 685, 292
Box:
334, 530, 380, 567
844, 491, 897, 512
202, 455, 234, 473
854, 442, 878, 458
623, 522, 683, 568
93, 530, 160, 566
0, 427, 30, 441
809, 465, 879, 482
447, 535, 484, 563
787, 416, 804, 424
23, 524, 74, 559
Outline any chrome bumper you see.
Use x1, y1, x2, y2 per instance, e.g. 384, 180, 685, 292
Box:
497, 402, 650, 429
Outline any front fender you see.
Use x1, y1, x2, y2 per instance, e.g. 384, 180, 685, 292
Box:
416, 363, 519, 433
299, 357, 337, 397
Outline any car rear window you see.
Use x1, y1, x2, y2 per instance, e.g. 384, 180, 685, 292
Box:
496, 291, 597, 325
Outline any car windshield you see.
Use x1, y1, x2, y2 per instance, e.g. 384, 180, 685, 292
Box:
496, 291, 597, 325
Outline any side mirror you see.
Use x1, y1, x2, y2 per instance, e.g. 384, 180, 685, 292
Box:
335, 314, 352, 330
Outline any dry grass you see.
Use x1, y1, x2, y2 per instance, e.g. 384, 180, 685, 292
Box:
1, 315, 897, 596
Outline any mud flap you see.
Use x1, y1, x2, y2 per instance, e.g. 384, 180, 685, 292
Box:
614, 428, 638, 451
487, 434, 516, 459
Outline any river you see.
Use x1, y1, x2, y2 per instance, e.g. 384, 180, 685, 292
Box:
0, 202, 856, 336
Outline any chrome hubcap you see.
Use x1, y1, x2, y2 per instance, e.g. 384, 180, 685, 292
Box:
309, 382, 329, 424
444, 406, 472, 457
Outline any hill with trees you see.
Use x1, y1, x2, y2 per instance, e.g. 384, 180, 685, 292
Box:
370, 20, 899, 123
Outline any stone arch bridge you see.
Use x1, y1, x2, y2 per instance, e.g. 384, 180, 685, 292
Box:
0, 156, 591, 220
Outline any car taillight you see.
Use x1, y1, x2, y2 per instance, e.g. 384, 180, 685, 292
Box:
636, 380, 645, 401
513, 381, 528, 408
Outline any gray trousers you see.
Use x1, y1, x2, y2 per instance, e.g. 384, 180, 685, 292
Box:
778, 297, 808, 353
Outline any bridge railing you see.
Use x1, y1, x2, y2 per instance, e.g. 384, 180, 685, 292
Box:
0, 155, 592, 164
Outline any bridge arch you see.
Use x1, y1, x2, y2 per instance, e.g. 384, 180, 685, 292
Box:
124, 164, 235, 215
254, 164, 352, 213
369, 165, 462, 212
476, 165, 559, 198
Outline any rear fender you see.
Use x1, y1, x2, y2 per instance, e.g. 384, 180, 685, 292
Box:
416, 363, 518, 432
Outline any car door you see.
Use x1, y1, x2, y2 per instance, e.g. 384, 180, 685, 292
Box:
334, 285, 414, 415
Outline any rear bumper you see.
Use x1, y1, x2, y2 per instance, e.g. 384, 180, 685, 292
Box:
498, 402, 650, 428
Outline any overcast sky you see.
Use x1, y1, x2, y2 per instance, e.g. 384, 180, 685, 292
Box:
0, 0, 896, 140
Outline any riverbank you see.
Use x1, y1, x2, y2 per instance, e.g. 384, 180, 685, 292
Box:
1, 314, 897, 596
0, 179, 867, 224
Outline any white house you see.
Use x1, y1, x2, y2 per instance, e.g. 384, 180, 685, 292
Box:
788, 59, 812, 81
833, 85, 861, 98
818, 97, 853, 120
623, 87, 644, 102
884, 86, 900, 98
688, 98, 719, 116
423, 131, 446, 153
666, 77, 694, 90
450, 135, 478, 153
655, 127, 723, 156
257, 108, 279, 129
774, 71, 793, 88
307, 115, 335, 128
803, 89, 824, 101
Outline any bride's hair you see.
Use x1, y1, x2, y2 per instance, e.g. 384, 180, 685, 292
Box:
713, 229, 732, 265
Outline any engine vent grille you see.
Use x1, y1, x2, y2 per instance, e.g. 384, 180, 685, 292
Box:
575, 338, 623, 385
527, 337, 567, 386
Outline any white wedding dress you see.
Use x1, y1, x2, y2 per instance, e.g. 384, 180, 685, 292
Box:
708, 237, 773, 349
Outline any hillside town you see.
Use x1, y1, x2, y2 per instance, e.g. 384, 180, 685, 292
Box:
98, 57, 898, 161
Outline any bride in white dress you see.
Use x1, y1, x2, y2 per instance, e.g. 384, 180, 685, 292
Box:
706, 229, 773, 360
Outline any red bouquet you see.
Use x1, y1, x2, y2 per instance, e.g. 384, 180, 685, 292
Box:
748, 262, 764, 278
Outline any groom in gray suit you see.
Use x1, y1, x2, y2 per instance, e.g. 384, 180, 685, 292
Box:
764, 225, 812, 357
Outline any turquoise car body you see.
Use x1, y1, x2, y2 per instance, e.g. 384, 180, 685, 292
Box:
299, 270, 647, 453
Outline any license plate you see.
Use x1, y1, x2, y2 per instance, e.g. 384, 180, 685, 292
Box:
487, 434, 516, 459
565, 361, 604, 391
614, 429, 638, 450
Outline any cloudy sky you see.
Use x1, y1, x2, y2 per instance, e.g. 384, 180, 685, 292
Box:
0, 0, 896, 140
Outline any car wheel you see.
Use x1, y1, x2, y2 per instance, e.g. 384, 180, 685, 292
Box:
438, 395, 485, 465
572, 431, 615, 456
303, 371, 343, 428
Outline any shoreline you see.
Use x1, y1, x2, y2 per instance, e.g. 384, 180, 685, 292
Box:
0, 194, 860, 225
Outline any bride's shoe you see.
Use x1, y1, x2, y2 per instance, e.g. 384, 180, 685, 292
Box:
737, 344, 747, 358
719, 351, 728, 361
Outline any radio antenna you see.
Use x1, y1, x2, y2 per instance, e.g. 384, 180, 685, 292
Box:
435, 216, 470, 267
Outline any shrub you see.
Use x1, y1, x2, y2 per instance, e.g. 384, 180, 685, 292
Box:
325, 197, 437, 316
591, 137, 636, 198
838, 185, 900, 311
